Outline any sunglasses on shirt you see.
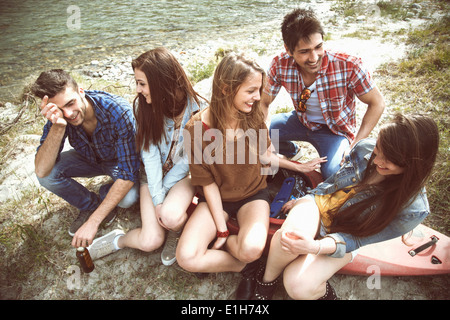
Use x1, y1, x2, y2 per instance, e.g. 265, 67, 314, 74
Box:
296, 87, 314, 113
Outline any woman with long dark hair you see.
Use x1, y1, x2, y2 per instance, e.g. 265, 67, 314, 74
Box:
250, 113, 439, 300
88, 48, 205, 265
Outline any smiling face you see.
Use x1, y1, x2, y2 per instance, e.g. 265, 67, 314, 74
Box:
286, 32, 324, 77
373, 145, 405, 176
48, 85, 87, 126
134, 68, 151, 104
232, 70, 262, 114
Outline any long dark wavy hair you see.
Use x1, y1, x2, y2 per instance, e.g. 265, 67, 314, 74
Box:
328, 113, 439, 237
132, 47, 203, 151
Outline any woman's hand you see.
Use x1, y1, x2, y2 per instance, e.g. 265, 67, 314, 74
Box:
280, 229, 319, 256
212, 236, 228, 250
281, 199, 297, 214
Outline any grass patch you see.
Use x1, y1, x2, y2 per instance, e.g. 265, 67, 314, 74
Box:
377, 15, 449, 234
185, 47, 233, 84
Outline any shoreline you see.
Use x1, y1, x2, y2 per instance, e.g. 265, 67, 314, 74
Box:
0, 0, 435, 106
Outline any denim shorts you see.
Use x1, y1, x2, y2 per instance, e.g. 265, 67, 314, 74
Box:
197, 187, 270, 217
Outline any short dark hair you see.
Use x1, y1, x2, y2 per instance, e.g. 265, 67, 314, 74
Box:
281, 8, 325, 53
30, 69, 78, 99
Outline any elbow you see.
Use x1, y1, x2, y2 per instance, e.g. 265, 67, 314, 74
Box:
375, 91, 386, 114
35, 167, 50, 179
379, 100, 386, 114
34, 154, 51, 179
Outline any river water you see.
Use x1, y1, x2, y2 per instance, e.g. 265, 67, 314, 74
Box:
0, 0, 307, 102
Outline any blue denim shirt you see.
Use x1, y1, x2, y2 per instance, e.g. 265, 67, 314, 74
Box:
141, 97, 203, 206
309, 138, 430, 258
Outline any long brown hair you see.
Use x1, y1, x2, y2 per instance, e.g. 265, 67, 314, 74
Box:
209, 52, 266, 133
328, 113, 439, 237
132, 47, 202, 151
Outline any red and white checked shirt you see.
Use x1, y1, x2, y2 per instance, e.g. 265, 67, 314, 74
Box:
264, 50, 375, 142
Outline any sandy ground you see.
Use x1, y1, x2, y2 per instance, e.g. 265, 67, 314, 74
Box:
1, 203, 448, 301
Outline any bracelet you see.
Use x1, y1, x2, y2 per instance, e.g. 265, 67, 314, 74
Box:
217, 230, 230, 238
314, 240, 322, 255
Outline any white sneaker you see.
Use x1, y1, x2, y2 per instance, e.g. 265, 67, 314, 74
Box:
88, 229, 124, 260
161, 230, 180, 266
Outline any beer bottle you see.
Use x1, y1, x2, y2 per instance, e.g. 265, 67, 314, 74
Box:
76, 247, 95, 273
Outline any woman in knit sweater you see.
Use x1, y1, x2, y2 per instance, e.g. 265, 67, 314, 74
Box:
176, 52, 326, 299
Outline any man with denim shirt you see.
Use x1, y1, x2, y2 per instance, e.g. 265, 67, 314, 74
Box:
262, 8, 385, 179
31, 69, 139, 248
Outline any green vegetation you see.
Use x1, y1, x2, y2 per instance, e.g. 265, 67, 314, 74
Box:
377, 16, 449, 234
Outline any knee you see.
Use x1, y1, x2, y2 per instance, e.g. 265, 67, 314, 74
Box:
235, 243, 264, 264
36, 170, 60, 190
176, 246, 200, 273
118, 184, 139, 209
36, 174, 50, 188
269, 112, 287, 130
138, 235, 164, 253
284, 276, 322, 300
159, 206, 186, 231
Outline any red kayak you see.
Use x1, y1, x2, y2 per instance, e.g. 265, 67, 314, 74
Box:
189, 169, 450, 276
338, 223, 450, 276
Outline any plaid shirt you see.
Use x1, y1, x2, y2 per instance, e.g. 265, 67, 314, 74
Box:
38, 90, 139, 182
264, 50, 375, 141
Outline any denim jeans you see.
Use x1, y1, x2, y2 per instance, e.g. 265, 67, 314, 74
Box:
270, 111, 350, 179
37, 149, 139, 212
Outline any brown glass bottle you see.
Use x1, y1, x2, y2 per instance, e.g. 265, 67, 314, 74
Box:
76, 247, 95, 273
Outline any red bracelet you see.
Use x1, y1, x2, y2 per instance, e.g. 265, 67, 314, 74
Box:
216, 230, 230, 238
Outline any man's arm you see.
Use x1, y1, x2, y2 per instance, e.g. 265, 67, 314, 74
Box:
72, 100, 139, 247
35, 95, 67, 178
71, 178, 134, 248
342, 86, 385, 163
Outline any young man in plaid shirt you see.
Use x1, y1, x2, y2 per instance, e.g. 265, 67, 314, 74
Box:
32, 69, 140, 248
262, 8, 385, 179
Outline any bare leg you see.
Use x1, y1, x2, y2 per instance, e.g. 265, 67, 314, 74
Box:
117, 183, 165, 252
262, 197, 320, 282
158, 177, 195, 232
283, 252, 352, 299
176, 202, 246, 273
226, 199, 270, 263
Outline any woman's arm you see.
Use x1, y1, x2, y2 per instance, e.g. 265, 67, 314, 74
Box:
280, 229, 337, 256
203, 182, 228, 249
141, 144, 165, 206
